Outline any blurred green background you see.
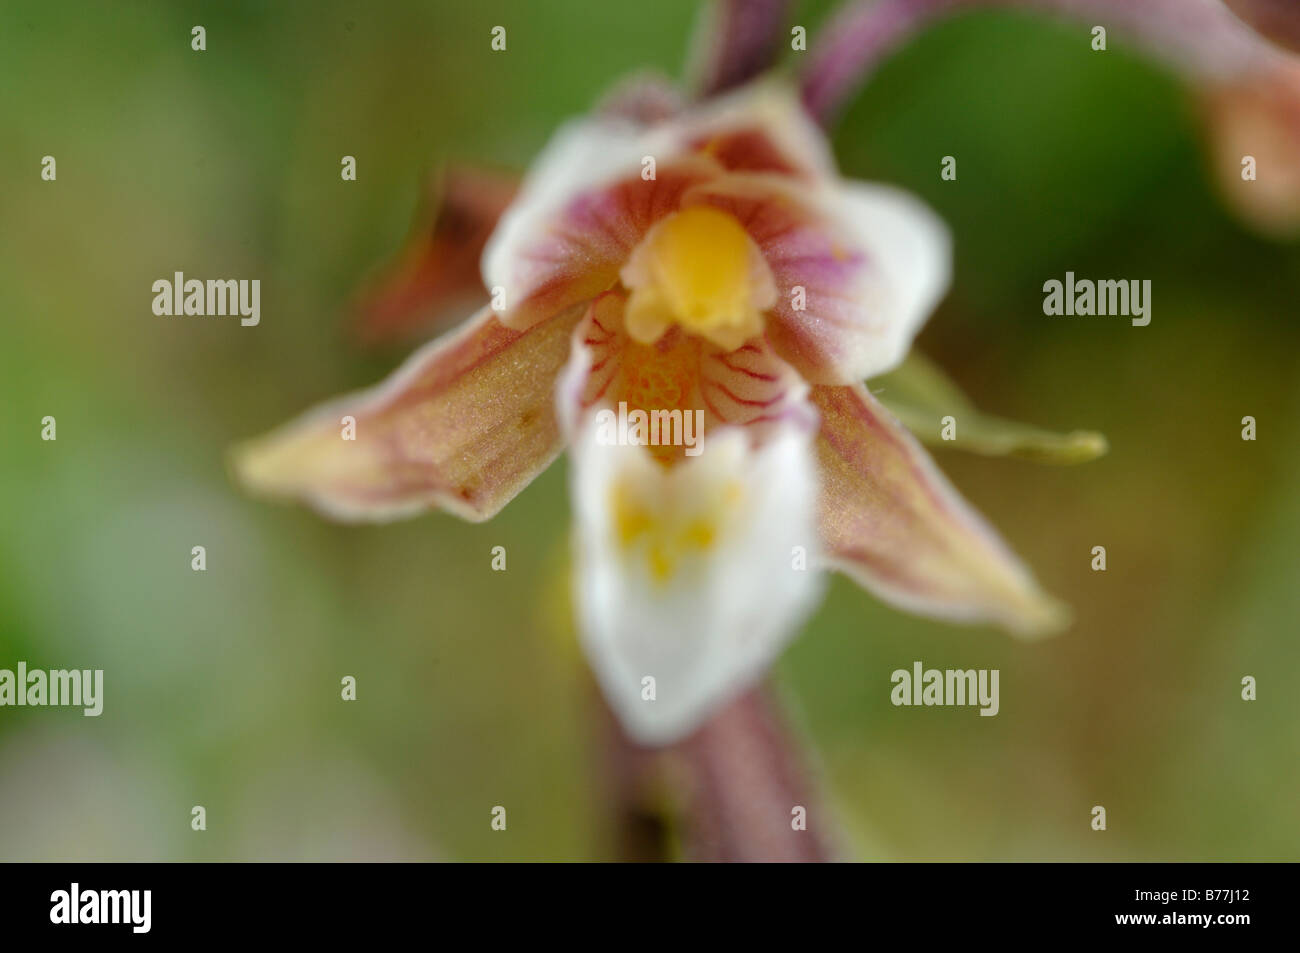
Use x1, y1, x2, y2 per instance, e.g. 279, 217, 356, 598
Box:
1, 0, 1297, 861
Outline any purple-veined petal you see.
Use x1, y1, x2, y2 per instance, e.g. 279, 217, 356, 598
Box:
813, 382, 1067, 636
682, 172, 950, 384
233, 305, 581, 523
483, 83, 844, 336
558, 290, 817, 458
484, 151, 721, 332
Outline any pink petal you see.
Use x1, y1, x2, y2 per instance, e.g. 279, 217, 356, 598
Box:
698, 337, 817, 434
487, 159, 721, 332
683, 173, 949, 384
234, 306, 581, 522
814, 383, 1067, 636
483, 83, 840, 334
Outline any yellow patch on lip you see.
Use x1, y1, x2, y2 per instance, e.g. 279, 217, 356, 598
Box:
621, 205, 776, 351
609, 474, 744, 585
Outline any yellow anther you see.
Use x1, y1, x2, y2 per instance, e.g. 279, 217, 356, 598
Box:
621, 206, 775, 350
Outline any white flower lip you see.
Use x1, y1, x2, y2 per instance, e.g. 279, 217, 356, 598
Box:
570, 420, 823, 745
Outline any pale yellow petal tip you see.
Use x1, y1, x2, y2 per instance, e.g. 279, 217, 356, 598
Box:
227, 430, 313, 502
1003, 589, 1073, 641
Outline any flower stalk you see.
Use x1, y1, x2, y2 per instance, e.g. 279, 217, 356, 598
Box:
672, 686, 837, 862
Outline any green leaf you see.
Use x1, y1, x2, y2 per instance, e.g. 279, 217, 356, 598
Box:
869, 352, 1108, 464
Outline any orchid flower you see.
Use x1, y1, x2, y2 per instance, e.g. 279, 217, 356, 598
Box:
235, 76, 1081, 746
